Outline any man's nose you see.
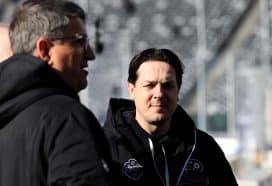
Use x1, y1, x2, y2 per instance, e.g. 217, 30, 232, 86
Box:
85, 45, 95, 60
153, 85, 164, 98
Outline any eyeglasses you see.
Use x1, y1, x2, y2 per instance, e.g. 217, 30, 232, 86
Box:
50, 33, 90, 53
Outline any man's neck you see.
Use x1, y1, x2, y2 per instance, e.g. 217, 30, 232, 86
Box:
136, 118, 171, 137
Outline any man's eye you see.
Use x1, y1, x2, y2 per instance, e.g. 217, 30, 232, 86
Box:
77, 38, 86, 44
163, 83, 175, 89
143, 84, 153, 88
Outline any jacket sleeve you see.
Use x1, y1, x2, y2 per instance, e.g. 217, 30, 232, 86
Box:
44, 104, 111, 186
205, 134, 238, 186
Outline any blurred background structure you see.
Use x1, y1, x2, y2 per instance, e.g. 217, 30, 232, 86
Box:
2, 0, 272, 185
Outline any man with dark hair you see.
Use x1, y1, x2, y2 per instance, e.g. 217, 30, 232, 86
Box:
0, 1, 111, 185
104, 48, 238, 186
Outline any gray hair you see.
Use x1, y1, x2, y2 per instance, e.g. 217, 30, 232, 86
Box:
9, 0, 86, 54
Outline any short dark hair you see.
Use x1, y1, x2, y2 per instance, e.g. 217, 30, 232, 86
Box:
9, 0, 86, 54
128, 48, 184, 87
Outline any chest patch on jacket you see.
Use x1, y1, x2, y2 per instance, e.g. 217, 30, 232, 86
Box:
122, 158, 144, 181
185, 159, 204, 173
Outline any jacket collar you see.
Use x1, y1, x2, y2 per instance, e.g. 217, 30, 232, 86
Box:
105, 98, 196, 154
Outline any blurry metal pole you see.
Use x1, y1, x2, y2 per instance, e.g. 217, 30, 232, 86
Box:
118, 28, 131, 98
259, 0, 270, 76
258, 0, 270, 154
195, 0, 207, 131
266, 0, 272, 146
226, 53, 236, 136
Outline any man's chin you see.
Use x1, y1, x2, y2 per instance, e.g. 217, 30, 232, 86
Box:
150, 115, 169, 125
75, 81, 88, 92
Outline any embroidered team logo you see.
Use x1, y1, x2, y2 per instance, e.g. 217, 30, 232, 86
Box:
185, 159, 204, 173
122, 158, 144, 181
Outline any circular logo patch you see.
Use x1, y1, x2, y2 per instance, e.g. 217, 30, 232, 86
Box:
122, 158, 144, 181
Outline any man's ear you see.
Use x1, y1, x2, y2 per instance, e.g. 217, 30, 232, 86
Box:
32, 37, 51, 63
127, 81, 135, 100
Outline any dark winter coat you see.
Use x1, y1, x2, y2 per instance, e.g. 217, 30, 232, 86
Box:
104, 98, 238, 186
0, 54, 111, 186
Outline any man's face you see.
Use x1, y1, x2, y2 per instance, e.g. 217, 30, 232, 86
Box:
0, 26, 12, 62
48, 17, 95, 92
128, 61, 180, 129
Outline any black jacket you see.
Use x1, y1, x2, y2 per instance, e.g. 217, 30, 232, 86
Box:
104, 98, 238, 186
0, 54, 111, 186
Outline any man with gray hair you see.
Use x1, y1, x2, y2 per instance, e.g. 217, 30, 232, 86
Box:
0, 0, 112, 185
0, 24, 12, 61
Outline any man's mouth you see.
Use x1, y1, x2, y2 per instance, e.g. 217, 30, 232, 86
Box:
80, 65, 89, 75
81, 63, 88, 70
151, 103, 166, 108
